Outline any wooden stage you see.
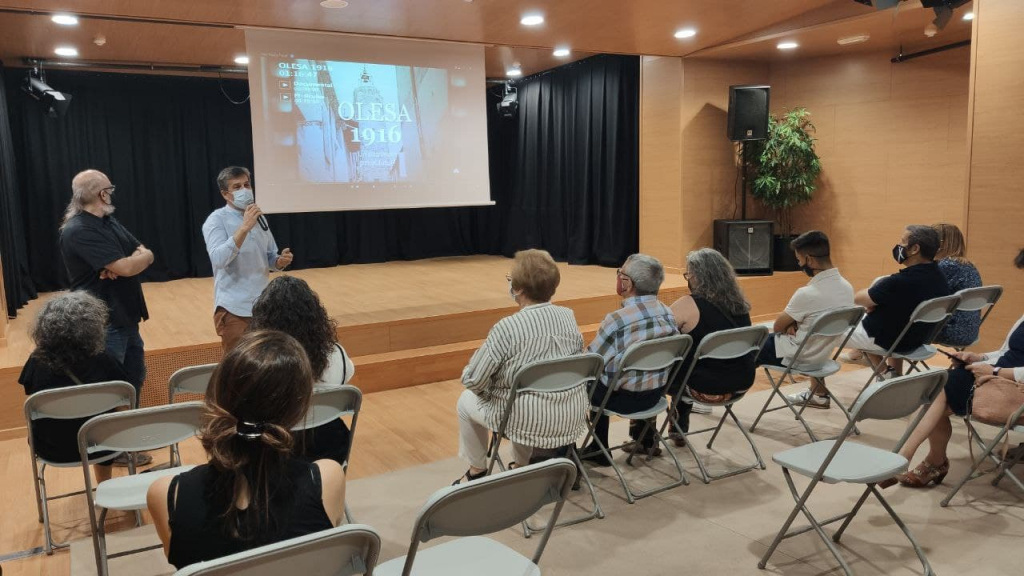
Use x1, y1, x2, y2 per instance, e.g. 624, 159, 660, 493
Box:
0, 255, 804, 438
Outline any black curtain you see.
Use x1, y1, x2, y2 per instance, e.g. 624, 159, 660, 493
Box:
2, 54, 639, 309
0, 63, 37, 316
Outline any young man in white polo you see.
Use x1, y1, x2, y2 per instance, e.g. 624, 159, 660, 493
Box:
756, 230, 854, 409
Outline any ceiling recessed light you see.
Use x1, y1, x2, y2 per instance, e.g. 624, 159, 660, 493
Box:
51, 14, 79, 26
320, 0, 349, 7
54, 46, 78, 57
777, 42, 799, 50
553, 47, 570, 57
674, 28, 697, 39
234, 55, 250, 65
837, 34, 870, 46
963, 12, 974, 21
507, 68, 522, 77
520, 14, 544, 26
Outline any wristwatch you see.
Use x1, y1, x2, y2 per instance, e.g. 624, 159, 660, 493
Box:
994, 367, 1002, 377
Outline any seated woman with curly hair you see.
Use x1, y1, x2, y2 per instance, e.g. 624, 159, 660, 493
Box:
19, 292, 131, 482
249, 276, 356, 466
147, 330, 346, 570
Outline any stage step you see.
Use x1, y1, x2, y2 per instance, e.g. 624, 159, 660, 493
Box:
350, 323, 604, 393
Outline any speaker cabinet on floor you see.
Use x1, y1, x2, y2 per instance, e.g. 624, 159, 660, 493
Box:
727, 85, 770, 142
713, 219, 774, 276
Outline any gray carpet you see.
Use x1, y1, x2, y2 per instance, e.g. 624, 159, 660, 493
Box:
71, 368, 1023, 575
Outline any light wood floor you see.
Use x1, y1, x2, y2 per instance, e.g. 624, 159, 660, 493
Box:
0, 365, 811, 576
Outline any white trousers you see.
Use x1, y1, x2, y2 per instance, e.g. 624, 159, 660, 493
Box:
846, 323, 886, 354
457, 389, 533, 470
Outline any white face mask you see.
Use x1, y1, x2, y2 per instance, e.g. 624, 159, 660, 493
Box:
232, 187, 254, 209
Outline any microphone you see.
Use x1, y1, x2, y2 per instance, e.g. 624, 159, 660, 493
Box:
252, 188, 269, 231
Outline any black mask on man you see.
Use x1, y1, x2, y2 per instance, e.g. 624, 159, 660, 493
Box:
892, 244, 908, 264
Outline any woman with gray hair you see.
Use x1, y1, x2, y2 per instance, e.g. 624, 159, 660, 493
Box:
19, 292, 130, 482
667, 248, 755, 441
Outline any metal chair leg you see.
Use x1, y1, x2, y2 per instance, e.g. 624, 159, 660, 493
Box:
941, 421, 1010, 507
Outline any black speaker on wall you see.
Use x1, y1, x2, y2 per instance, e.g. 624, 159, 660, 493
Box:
713, 219, 774, 276
727, 85, 770, 141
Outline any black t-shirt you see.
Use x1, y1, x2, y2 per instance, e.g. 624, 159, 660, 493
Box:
19, 353, 129, 463
864, 262, 951, 353
59, 212, 149, 328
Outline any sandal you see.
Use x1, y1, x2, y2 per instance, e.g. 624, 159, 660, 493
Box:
896, 459, 950, 488
452, 468, 487, 486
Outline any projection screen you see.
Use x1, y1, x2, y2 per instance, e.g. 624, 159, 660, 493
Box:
245, 29, 493, 213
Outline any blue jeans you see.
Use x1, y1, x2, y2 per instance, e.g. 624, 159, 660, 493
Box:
105, 324, 146, 399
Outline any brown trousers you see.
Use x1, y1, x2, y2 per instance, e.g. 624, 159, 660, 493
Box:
214, 307, 251, 352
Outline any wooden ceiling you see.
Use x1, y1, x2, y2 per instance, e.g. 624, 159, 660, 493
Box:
0, 1, 975, 77
692, 0, 974, 61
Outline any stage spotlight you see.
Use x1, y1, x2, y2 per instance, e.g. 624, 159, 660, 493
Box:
497, 84, 518, 119
21, 71, 73, 118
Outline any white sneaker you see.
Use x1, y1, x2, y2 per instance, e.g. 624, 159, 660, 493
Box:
691, 402, 713, 414
877, 368, 899, 382
838, 350, 870, 366
785, 389, 830, 410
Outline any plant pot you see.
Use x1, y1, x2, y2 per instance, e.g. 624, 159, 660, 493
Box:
773, 235, 801, 272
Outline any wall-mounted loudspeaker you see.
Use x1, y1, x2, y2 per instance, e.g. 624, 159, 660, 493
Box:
727, 85, 770, 141
713, 219, 774, 276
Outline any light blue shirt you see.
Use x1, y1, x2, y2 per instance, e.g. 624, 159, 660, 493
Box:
201, 205, 280, 317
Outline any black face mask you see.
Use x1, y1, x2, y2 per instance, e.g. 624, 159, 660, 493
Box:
800, 263, 815, 277
892, 244, 908, 264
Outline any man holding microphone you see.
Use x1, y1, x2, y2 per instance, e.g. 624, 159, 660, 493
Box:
202, 166, 294, 351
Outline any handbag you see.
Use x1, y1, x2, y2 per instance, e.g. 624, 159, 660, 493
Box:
970, 376, 1024, 428
967, 376, 1024, 466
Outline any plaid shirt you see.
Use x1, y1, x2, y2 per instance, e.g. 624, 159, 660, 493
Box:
587, 295, 678, 392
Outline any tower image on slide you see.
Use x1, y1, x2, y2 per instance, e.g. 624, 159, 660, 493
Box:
349, 67, 394, 182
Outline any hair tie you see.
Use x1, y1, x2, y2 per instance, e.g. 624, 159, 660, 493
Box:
235, 421, 266, 440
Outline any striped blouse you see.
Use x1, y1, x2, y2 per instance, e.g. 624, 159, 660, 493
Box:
462, 303, 587, 449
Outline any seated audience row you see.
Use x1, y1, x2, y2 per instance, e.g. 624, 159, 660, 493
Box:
18, 221, 1010, 572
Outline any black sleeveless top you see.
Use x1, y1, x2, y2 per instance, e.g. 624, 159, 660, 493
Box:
671, 295, 755, 396
167, 460, 333, 570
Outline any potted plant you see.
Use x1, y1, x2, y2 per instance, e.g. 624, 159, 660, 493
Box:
746, 107, 822, 271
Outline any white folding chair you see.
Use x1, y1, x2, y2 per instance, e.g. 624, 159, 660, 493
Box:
580, 334, 692, 503
758, 370, 947, 576
374, 458, 576, 576
484, 353, 605, 536
749, 306, 865, 443
172, 524, 381, 576
941, 402, 1024, 507
79, 402, 204, 576
664, 325, 769, 483
166, 363, 217, 467
292, 385, 362, 524
940, 285, 1003, 351
23, 381, 135, 555
851, 294, 960, 406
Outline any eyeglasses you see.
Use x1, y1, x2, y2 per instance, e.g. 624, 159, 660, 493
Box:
100, 185, 116, 196
683, 271, 691, 281
616, 268, 633, 283
505, 273, 512, 282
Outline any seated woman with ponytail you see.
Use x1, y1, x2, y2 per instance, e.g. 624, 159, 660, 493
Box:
147, 330, 346, 569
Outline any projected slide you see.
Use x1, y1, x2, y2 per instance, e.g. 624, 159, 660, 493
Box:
246, 30, 492, 214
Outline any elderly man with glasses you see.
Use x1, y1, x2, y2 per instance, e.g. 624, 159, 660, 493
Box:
58, 170, 154, 406
581, 253, 679, 465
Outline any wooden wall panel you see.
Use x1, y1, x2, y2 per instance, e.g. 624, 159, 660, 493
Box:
964, 0, 1024, 351
639, 55, 685, 270
639, 57, 770, 270
771, 49, 971, 292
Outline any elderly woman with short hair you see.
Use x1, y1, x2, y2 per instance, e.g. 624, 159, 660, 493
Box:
19, 292, 130, 482
454, 249, 586, 484
668, 248, 755, 441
